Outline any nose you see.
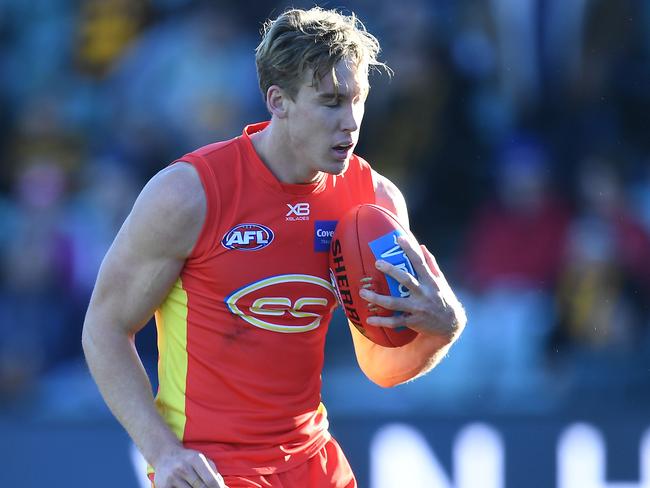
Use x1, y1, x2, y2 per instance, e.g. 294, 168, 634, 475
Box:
340, 102, 362, 133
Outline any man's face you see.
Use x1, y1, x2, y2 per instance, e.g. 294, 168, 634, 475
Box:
284, 59, 369, 180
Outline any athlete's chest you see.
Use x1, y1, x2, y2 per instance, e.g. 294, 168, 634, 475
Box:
217, 192, 341, 277
207, 193, 343, 333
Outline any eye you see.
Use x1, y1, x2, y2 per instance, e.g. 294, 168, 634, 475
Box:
324, 98, 341, 108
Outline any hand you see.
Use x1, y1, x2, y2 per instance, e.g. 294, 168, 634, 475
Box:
359, 236, 466, 339
153, 447, 228, 488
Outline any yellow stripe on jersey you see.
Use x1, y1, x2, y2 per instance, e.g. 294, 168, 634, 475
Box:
154, 277, 189, 440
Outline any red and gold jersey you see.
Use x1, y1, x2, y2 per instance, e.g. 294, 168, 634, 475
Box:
153, 122, 376, 476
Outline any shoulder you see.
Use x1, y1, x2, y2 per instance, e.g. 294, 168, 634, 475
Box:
191, 136, 242, 160
346, 155, 409, 227
127, 162, 206, 259
349, 154, 374, 178
140, 163, 205, 221
371, 170, 410, 228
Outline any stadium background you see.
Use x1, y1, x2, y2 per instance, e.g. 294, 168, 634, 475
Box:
1, 0, 649, 486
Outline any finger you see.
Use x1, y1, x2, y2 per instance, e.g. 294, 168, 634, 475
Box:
194, 453, 227, 488
155, 470, 194, 488
366, 312, 412, 329
359, 288, 415, 313
420, 244, 441, 277
420, 244, 451, 290
397, 236, 434, 284
186, 478, 203, 488
169, 478, 194, 488
374, 259, 420, 292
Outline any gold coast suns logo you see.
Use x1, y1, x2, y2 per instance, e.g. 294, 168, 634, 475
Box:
226, 274, 336, 333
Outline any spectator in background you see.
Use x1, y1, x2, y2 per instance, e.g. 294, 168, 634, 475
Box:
462, 135, 570, 292
107, 4, 263, 175
551, 158, 650, 356
359, 0, 445, 186
63, 158, 139, 335
0, 161, 72, 405
453, 135, 571, 404
74, 0, 150, 78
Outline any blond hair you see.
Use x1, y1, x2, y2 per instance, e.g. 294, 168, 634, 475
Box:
255, 7, 390, 100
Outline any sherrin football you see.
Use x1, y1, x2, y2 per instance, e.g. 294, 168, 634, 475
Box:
329, 204, 419, 347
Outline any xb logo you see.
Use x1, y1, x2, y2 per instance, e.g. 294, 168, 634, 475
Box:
286, 202, 310, 221
286, 203, 310, 216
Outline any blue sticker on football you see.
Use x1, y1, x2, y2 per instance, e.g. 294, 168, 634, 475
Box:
368, 230, 417, 326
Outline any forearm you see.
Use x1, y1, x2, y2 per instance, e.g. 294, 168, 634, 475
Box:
387, 331, 456, 383
82, 320, 181, 466
351, 323, 462, 388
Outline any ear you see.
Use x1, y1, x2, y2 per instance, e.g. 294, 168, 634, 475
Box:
266, 85, 290, 119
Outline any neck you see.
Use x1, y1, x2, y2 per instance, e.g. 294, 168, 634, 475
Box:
250, 121, 321, 184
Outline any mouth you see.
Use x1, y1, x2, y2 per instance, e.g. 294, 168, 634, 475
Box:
332, 142, 354, 160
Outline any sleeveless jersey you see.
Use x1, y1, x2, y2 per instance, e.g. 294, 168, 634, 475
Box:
153, 122, 377, 476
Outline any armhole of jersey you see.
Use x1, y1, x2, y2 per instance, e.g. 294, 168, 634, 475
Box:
172, 153, 221, 262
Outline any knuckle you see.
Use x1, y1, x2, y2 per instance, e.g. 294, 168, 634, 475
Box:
386, 267, 400, 279
375, 297, 389, 310
413, 302, 427, 315
392, 267, 405, 279
376, 294, 391, 306
387, 296, 400, 309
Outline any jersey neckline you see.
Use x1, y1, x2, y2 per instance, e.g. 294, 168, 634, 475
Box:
240, 122, 328, 196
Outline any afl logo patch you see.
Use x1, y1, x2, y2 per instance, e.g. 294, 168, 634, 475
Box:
222, 223, 274, 251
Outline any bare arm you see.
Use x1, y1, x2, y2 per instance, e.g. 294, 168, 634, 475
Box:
81, 163, 225, 488
349, 172, 467, 387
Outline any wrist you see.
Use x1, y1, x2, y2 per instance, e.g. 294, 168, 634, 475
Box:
144, 432, 184, 468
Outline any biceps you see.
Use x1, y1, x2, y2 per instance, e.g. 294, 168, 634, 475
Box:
87, 234, 185, 335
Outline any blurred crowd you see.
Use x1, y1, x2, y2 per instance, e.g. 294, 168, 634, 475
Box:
1, 0, 649, 416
